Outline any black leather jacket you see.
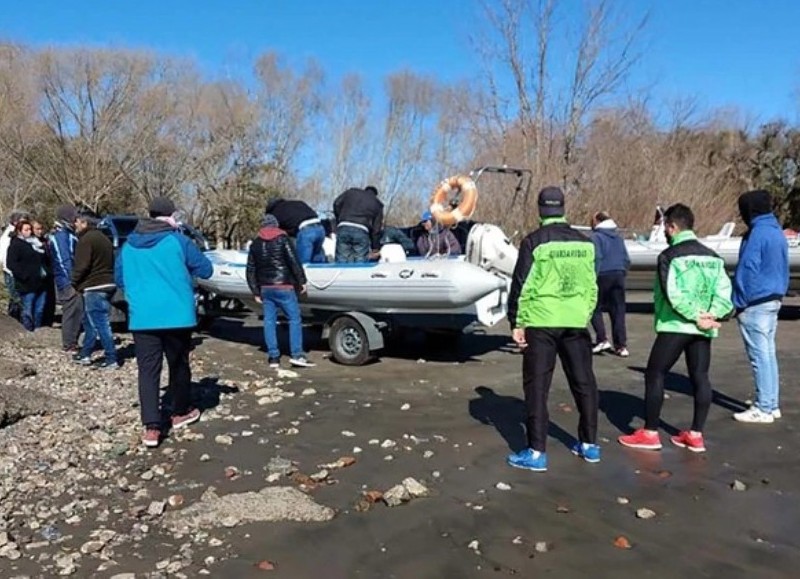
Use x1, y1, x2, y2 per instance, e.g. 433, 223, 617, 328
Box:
246, 228, 307, 294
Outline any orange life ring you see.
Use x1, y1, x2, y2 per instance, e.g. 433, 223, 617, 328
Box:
429, 175, 478, 227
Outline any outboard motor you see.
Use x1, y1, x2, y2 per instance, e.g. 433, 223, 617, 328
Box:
465, 223, 519, 278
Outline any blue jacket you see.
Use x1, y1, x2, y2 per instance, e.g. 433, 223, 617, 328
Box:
591, 222, 630, 275
116, 220, 213, 331
733, 213, 789, 310
50, 225, 78, 292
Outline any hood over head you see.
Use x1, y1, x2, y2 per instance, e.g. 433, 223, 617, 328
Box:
259, 213, 285, 240
738, 189, 772, 226
128, 218, 175, 248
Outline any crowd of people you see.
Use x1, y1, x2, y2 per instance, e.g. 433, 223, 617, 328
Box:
506, 187, 789, 472
1, 184, 790, 455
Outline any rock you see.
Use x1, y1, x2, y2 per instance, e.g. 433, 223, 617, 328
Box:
636, 508, 656, 520
380, 439, 396, 449
163, 486, 335, 531
731, 480, 748, 492
319, 456, 357, 470
168, 495, 185, 508
353, 447, 363, 454
556, 505, 570, 513
368, 439, 380, 445
110, 574, 137, 579
80, 540, 105, 554
512, 536, 523, 545
400, 403, 411, 411
402, 477, 429, 498
341, 430, 356, 438
423, 450, 434, 459
614, 536, 632, 549
534, 541, 550, 553
383, 455, 394, 461
0, 531, 9, 547
0, 543, 22, 560
616, 497, 630, 505
363, 490, 384, 503
200, 453, 211, 462
215, 435, 234, 445
139, 470, 155, 481
495, 482, 511, 491
276, 369, 299, 379
148, 501, 167, 517
256, 560, 276, 571
224, 466, 240, 479
301, 388, 317, 396
383, 484, 411, 507
468, 539, 480, 551
266, 457, 295, 476
309, 470, 329, 482
221, 516, 240, 528
266, 473, 282, 483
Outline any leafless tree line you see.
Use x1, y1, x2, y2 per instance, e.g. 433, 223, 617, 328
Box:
1, 0, 798, 247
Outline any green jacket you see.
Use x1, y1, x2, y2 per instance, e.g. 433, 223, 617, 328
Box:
654, 230, 733, 337
508, 218, 598, 329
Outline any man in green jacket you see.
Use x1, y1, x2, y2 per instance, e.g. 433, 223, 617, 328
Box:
506, 187, 600, 472
619, 203, 733, 453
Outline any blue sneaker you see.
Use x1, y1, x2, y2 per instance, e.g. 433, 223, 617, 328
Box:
571, 442, 601, 463
506, 449, 548, 472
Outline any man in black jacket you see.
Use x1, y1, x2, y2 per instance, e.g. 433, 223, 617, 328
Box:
333, 186, 383, 262
246, 214, 315, 369
72, 210, 118, 369
265, 197, 327, 263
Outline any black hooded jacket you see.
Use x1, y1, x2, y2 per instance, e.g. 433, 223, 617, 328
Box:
265, 199, 318, 236
246, 226, 307, 294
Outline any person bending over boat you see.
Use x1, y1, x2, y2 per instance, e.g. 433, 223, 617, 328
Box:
506, 187, 601, 473
731, 190, 789, 424
247, 214, 315, 369
416, 211, 462, 257
589, 211, 631, 357
333, 186, 383, 263
619, 203, 733, 454
265, 197, 327, 264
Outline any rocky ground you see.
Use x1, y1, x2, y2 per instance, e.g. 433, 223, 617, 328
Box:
1, 294, 799, 578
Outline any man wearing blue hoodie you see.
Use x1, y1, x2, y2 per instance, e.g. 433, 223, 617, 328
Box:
732, 190, 789, 424
117, 197, 213, 448
589, 212, 631, 357
50, 205, 83, 352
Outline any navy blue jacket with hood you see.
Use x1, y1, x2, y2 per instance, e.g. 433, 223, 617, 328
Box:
591, 219, 630, 275
733, 190, 789, 311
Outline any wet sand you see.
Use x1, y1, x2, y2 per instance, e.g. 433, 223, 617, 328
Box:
177, 293, 800, 578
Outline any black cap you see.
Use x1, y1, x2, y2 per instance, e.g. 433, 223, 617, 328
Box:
149, 197, 176, 218
537, 186, 565, 217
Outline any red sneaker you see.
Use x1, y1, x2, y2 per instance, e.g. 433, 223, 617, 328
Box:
142, 428, 161, 448
172, 408, 201, 430
618, 428, 662, 450
670, 431, 706, 453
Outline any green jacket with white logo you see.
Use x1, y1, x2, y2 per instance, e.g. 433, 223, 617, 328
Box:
654, 230, 734, 337
508, 218, 598, 329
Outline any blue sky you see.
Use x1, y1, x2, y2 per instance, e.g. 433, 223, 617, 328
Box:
3, 0, 799, 122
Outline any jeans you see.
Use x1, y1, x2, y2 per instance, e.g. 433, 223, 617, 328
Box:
737, 300, 781, 413
80, 290, 117, 363
644, 333, 712, 432
20, 291, 46, 331
335, 226, 371, 263
590, 272, 627, 347
261, 287, 304, 359
134, 329, 192, 427
522, 328, 599, 451
296, 223, 327, 263
4, 271, 21, 321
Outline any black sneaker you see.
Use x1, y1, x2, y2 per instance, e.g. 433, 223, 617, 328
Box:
268, 357, 281, 369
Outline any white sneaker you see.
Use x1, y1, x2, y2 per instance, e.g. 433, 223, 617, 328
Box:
289, 357, 316, 368
592, 341, 612, 354
615, 347, 630, 358
772, 408, 782, 419
733, 407, 774, 424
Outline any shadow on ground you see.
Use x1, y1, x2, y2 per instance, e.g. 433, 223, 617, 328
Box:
468, 386, 576, 452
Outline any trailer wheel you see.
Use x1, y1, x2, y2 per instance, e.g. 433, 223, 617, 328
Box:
329, 316, 372, 366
